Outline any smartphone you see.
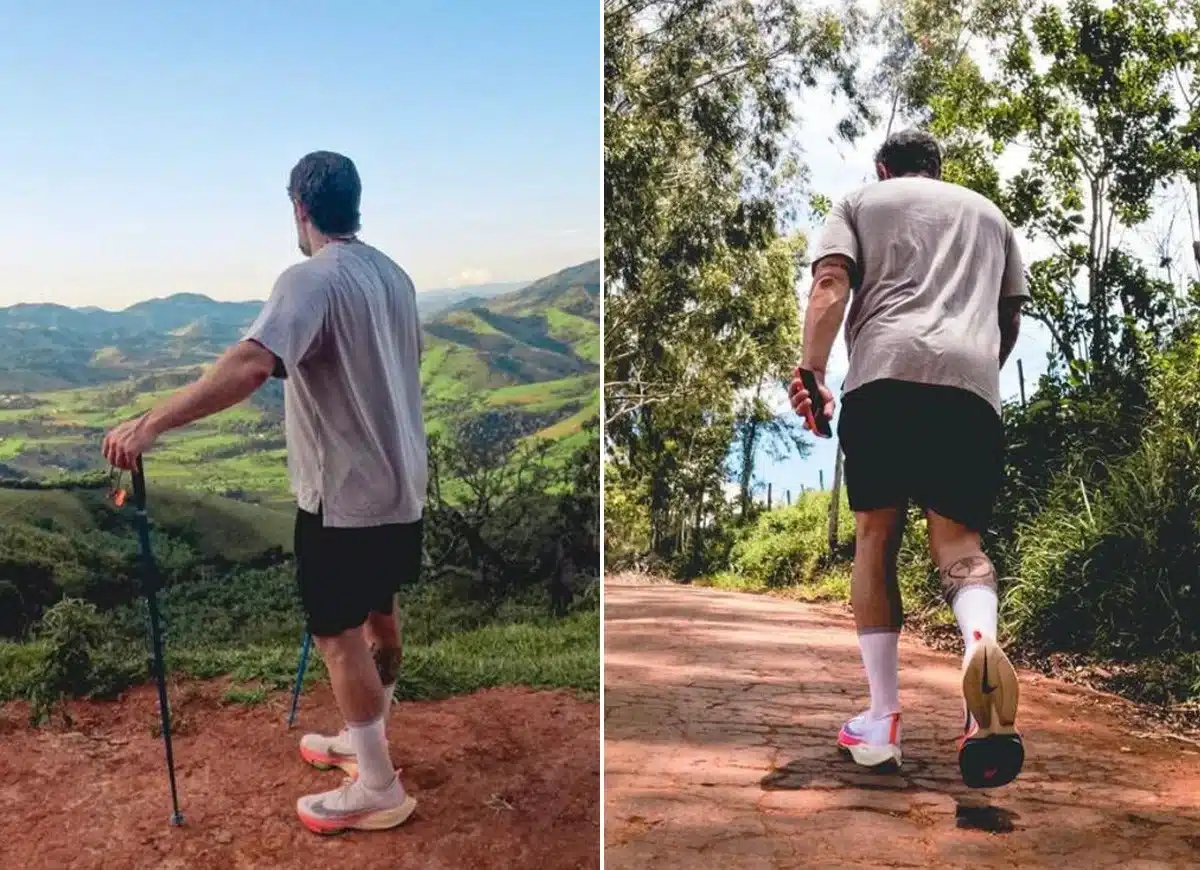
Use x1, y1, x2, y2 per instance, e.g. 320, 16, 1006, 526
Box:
797, 368, 833, 438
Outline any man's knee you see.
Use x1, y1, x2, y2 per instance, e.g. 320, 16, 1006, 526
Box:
855, 510, 906, 557
938, 553, 997, 603
313, 626, 368, 665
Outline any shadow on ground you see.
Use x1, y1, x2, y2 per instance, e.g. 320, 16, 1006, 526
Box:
604, 580, 1200, 870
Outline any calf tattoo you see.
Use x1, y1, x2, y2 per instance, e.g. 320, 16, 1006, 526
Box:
372, 645, 402, 686
939, 554, 997, 603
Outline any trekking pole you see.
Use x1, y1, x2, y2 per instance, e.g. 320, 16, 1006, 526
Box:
287, 631, 312, 728
128, 457, 185, 826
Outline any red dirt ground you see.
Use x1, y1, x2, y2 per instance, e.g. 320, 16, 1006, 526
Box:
0, 682, 599, 870
605, 578, 1200, 870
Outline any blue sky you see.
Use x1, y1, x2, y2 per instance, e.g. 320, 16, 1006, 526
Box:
0, 0, 601, 308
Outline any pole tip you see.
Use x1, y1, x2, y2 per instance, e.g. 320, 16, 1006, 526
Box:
170, 812, 185, 826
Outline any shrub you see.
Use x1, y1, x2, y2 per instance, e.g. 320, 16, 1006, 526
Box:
727, 491, 853, 588
26, 598, 141, 724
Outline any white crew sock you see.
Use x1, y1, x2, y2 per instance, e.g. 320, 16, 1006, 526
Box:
952, 585, 999, 662
857, 629, 901, 718
346, 715, 395, 791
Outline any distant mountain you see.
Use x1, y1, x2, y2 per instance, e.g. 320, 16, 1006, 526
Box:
0, 259, 599, 492
415, 281, 529, 319
0, 265, 592, 394
422, 259, 600, 396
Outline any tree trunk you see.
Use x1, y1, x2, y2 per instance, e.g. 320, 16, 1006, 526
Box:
738, 381, 764, 517
828, 447, 844, 554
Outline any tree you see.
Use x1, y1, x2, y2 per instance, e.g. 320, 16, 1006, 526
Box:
733, 378, 810, 516
605, 0, 864, 555
868, 0, 1196, 391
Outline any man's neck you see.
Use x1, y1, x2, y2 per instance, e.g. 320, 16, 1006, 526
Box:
309, 231, 358, 256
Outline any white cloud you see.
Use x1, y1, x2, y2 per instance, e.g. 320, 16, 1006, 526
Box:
449, 267, 493, 286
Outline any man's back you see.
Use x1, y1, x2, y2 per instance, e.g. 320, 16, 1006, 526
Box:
817, 177, 1025, 413
248, 239, 427, 527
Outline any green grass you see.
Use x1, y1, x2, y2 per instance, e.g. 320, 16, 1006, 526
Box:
698, 564, 852, 602
0, 341, 596, 500
543, 308, 600, 359
0, 609, 600, 703
536, 399, 600, 442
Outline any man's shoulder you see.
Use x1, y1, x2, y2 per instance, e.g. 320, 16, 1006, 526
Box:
857, 178, 1010, 225
272, 254, 328, 285
346, 243, 415, 291
272, 258, 329, 295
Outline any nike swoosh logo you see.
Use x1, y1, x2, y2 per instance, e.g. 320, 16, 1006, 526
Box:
982, 651, 996, 694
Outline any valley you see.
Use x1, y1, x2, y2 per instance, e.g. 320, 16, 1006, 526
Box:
0, 259, 600, 503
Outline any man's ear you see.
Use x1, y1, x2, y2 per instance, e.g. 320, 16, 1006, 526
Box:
875, 162, 890, 181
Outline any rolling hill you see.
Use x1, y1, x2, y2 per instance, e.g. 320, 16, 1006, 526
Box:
0, 258, 599, 501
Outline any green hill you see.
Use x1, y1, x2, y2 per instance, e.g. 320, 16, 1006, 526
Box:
0, 259, 600, 499
422, 260, 600, 398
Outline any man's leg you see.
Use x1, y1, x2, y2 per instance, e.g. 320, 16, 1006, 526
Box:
835, 381, 909, 768
292, 511, 416, 834
918, 384, 1022, 788
365, 600, 401, 715
300, 520, 420, 780
925, 512, 998, 664
311, 628, 393, 788
851, 507, 906, 719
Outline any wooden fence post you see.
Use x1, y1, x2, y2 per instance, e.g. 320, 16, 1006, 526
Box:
828, 446, 843, 553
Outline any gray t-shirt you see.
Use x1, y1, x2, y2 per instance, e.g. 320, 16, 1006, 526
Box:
810, 177, 1029, 415
245, 240, 427, 528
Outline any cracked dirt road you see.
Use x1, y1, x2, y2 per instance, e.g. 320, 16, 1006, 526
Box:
604, 578, 1200, 870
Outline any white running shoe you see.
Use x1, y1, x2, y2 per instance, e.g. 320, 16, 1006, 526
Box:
296, 773, 416, 835
837, 710, 902, 769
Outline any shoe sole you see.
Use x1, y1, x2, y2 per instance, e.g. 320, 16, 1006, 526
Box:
297, 793, 417, 835
299, 744, 358, 778
838, 740, 902, 770
960, 638, 1023, 788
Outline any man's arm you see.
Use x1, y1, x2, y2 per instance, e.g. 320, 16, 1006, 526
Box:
999, 297, 1022, 369
999, 225, 1029, 370
801, 254, 854, 378
143, 340, 277, 437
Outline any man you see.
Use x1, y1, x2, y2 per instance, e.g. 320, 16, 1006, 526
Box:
102, 150, 426, 831
788, 129, 1027, 788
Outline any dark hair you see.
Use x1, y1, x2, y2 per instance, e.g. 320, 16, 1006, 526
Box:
874, 129, 942, 179
288, 151, 362, 235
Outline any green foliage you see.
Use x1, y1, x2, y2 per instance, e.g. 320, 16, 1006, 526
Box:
607, 0, 1200, 705
25, 598, 138, 725
1001, 336, 1200, 671
726, 491, 854, 588
604, 0, 866, 558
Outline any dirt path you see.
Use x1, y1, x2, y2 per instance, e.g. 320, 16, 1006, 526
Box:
604, 579, 1200, 870
0, 682, 599, 870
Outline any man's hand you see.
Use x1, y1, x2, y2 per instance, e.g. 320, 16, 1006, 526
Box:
789, 367, 836, 430
102, 414, 160, 471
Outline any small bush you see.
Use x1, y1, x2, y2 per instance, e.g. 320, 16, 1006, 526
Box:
1006, 437, 1200, 660
727, 491, 853, 588
26, 598, 140, 724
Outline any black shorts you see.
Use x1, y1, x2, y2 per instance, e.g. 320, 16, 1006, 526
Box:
294, 507, 423, 638
836, 379, 1004, 532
